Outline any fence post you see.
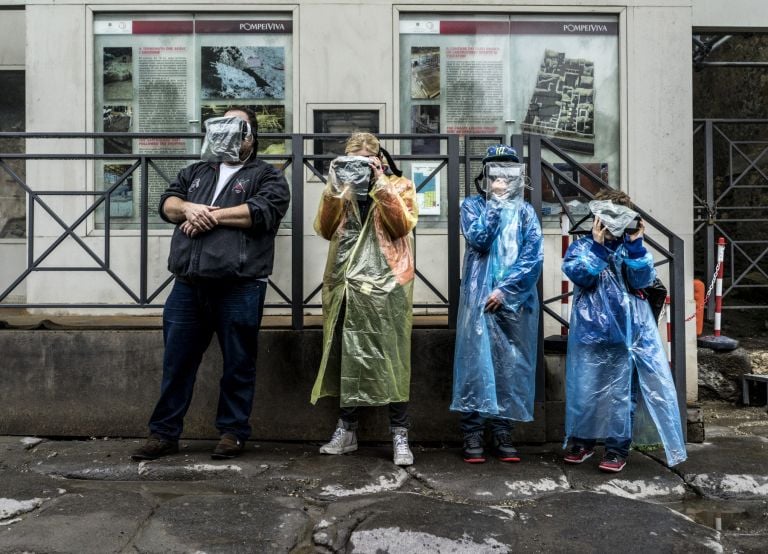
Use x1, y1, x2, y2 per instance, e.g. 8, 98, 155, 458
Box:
669, 234, 687, 440
447, 134, 460, 329
705, 120, 715, 319
526, 134, 545, 403
560, 213, 570, 337
291, 135, 304, 330
140, 156, 149, 305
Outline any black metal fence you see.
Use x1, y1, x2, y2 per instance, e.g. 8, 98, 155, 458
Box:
693, 119, 768, 316
0, 132, 687, 411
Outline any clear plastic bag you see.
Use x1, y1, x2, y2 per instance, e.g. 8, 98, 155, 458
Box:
200, 116, 250, 163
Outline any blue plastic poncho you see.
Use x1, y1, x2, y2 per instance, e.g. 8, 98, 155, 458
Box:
563, 236, 687, 466
450, 190, 543, 421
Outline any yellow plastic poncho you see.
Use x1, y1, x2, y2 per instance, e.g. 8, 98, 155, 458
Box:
310, 171, 418, 406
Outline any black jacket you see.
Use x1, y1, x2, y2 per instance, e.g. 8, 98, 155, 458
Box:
159, 158, 290, 280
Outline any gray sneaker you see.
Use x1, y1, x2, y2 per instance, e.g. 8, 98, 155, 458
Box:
392, 427, 414, 466
319, 419, 358, 455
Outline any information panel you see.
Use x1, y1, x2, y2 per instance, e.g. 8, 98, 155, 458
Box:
94, 14, 293, 230
400, 14, 619, 220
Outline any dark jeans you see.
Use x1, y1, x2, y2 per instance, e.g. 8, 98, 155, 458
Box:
148, 278, 266, 443
573, 369, 640, 459
460, 411, 513, 436
340, 402, 410, 430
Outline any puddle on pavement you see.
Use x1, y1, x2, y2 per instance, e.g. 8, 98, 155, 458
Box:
666, 498, 768, 532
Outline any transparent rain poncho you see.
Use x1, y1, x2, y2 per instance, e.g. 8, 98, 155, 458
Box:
451, 163, 543, 421
562, 236, 687, 466
200, 116, 251, 163
311, 157, 419, 406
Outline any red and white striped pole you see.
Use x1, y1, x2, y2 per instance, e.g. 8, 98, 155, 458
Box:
560, 213, 570, 336
714, 237, 726, 337
697, 236, 738, 351
665, 295, 672, 364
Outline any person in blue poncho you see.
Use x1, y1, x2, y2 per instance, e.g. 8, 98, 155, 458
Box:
451, 144, 543, 464
562, 189, 687, 472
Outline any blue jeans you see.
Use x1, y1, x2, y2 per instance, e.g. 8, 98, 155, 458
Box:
573, 369, 639, 459
148, 278, 266, 442
460, 411, 513, 436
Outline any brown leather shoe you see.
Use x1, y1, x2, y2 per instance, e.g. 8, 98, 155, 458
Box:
211, 433, 245, 459
131, 434, 179, 461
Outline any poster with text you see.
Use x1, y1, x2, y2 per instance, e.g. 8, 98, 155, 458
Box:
444, 45, 505, 135
412, 162, 441, 215
137, 46, 188, 133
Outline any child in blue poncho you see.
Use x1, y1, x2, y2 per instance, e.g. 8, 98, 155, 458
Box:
451, 144, 543, 464
562, 189, 686, 472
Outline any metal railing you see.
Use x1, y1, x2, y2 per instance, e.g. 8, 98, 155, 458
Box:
522, 134, 687, 422
0, 132, 687, 401
0, 132, 465, 326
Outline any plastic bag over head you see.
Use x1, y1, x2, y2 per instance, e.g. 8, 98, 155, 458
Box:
201, 116, 251, 163
329, 155, 373, 198
588, 199, 639, 237
483, 162, 527, 202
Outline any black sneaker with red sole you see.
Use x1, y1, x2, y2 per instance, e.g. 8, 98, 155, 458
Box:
493, 431, 521, 463
563, 444, 595, 464
598, 451, 627, 473
462, 432, 486, 463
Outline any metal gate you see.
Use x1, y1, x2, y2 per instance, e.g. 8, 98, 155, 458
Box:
694, 119, 768, 316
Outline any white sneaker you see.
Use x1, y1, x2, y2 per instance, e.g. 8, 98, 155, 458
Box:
319, 419, 358, 455
392, 427, 414, 466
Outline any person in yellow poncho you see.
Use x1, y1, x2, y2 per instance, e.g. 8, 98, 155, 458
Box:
311, 132, 418, 466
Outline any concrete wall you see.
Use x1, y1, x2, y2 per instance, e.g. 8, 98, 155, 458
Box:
625, 5, 697, 401
7, 2, 698, 312
2, 1, 703, 400
693, 0, 768, 30
0, 328, 552, 443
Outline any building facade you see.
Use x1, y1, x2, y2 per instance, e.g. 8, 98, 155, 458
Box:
1, 0, 763, 402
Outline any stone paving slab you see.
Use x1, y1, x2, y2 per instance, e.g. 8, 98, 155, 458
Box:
28, 439, 269, 482
132, 495, 311, 553
2, 432, 768, 552
312, 492, 527, 552
269, 445, 411, 500
406, 446, 568, 503
563, 449, 688, 501
313, 491, 722, 553
513, 491, 722, 552
649, 436, 768, 499
0, 436, 47, 471
0, 472, 68, 509
0, 490, 153, 553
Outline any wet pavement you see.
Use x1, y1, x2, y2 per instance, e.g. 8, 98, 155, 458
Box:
1, 400, 767, 553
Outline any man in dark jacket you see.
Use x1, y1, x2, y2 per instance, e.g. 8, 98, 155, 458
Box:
132, 107, 290, 461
